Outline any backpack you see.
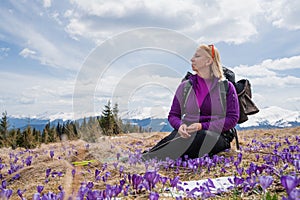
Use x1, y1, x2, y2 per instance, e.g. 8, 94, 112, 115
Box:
182, 67, 259, 150
222, 67, 260, 123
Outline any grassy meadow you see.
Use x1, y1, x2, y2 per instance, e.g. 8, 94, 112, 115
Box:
0, 127, 299, 199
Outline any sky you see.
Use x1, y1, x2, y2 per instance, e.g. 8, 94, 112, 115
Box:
0, 0, 300, 119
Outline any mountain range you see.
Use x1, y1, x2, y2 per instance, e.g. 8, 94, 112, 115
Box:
6, 106, 300, 132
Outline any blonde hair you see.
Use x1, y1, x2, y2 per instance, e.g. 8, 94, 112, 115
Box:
199, 44, 224, 80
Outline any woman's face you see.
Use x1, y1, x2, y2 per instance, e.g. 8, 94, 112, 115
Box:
190, 48, 211, 72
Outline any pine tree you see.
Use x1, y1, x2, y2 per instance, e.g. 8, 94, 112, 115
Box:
98, 100, 114, 135
112, 103, 122, 134
20, 126, 37, 149
50, 125, 59, 143
33, 128, 41, 146
7, 129, 17, 149
56, 122, 62, 140
0, 111, 9, 147
42, 123, 50, 144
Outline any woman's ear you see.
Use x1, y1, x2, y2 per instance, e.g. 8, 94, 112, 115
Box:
206, 58, 213, 66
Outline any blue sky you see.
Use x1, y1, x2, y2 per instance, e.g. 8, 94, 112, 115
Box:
0, 0, 300, 119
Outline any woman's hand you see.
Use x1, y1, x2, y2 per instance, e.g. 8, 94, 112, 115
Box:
178, 124, 191, 138
187, 123, 202, 133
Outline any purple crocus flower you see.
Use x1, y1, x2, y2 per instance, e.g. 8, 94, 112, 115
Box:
236, 167, 244, 176
149, 191, 159, 200
245, 175, 257, 189
72, 169, 76, 178
113, 162, 118, 169
160, 176, 168, 186
102, 163, 108, 171
281, 175, 299, 195
94, 169, 100, 180
37, 185, 44, 193
259, 175, 273, 191
255, 154, 259, 161
144, 171, 160, 190
119, 179, 125, 187
119, 166, 124, 175
25, 156, 33, 166
87, 182, 94, 189
57, 171, 63, 177
50, 150, 54, 159
294, 160, 300, 171
33, 193, 40, 200
52, 171, 58, 178
170, 176, 180, 188
288, 188, 300, 200
1, 189, 13, 199
206, 178, 216, 188
46, 168, 51, 178
132, 174, 143, 190
17, 189, 26, 199
13, 173, 20, 180
233, 176, 244, 186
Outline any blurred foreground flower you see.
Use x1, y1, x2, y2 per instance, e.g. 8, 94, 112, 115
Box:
281, 175, 299, 195
259, 175, 273, 192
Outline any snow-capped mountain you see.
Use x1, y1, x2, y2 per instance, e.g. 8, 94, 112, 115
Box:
119, 106, 170, 120
6, 106, 300, 131
7, 112, 75, 131
239, 106, 300, 128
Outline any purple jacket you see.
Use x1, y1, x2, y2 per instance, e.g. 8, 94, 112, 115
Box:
168, 74, 239, 132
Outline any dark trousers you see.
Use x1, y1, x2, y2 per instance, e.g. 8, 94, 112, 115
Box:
142, 129, 230, 161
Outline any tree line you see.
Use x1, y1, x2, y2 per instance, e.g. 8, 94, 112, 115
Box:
0, 101, 144, 149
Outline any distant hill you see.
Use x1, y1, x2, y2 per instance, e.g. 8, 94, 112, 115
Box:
6, 106, 300, 132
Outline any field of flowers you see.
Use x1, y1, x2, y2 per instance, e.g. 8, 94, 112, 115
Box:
0, 127, 299, 199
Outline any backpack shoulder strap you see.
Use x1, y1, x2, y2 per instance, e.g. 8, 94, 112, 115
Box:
219, 80, 229, 115
182, 80, 193, 117
220, 80, 241, 150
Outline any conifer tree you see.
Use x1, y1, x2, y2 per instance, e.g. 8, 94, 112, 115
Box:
98, 100, 114, 135
47, 125, 59, 143
7, 129, 17, 149
112, 103, 122, 134
42, 123, 50, 144
19, 126, 37, 149
0, 111, 9, 147
33, 128, 41, 145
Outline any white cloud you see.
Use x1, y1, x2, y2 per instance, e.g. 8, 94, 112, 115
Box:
0, 47, 10, 59
251, 75, 300, 87
263, 0, 300, 30
233, 55, 300, 84
51, 12, 62, 25
232, 64, 276, 78
1, 0, 300, 117
261, 56, 300, 70
19, 48, 36, 58
66, 0, 263, 44
43, 0, 52, 8
19, 96, 36, 105
0, 2, 87, 70
0, 71, 75, 116
229, 55, 300, 111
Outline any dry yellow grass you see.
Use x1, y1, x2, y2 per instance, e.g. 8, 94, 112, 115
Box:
0, 127, 299, 199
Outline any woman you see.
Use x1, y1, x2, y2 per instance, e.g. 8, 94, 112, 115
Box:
143, 44, 239, 161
